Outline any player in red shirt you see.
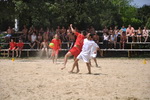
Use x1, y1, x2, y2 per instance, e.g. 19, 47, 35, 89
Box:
16, 39, 24, 57
61, 24, 87, 72
8, 39, 16, 57
50, 34, 62, 63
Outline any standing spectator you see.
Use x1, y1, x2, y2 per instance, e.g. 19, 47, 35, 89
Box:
56, 26, 61, 35
114, 26, 119, 36
120, 31, 127, 49
16, 39, 24, 57
39, 27, 44, 34
126, 25, 135, 42
142, 26, 149, 42
103, 26, 109, 34
49, 28, 55, 41
29, 32, 37, 49
5, 26, 13, 42
109, 27, 113, 36
137, 27, 142, 42
60, 26, 67, 42
8, 39, 16, 57
21, 25, 28, 42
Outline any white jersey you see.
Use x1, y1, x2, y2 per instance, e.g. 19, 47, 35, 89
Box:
77, 38, 94, 63
90, 42, 99, 58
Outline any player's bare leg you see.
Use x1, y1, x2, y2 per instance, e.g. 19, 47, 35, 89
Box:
93, 58, 99, 67
86, 63, 91, 74
61, 52, 72, 70
69, 59, 79, 73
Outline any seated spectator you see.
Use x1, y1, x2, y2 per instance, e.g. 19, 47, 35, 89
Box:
28, 27, 34, 42
121, 25, 126, 32
93, 32, 100, 44
5, 26, 13, 42
89, 26, 95, 34
120, 31, 127, 49
126, 25, 135, 42
37, 33, 43, 49
29, 32, 37, 49
109, 32, 117, 49
8, 39, 16, 57
49, 28, 55, 41
67, 30, 76, 49
137, 27, 142, 42
40, 39, 49, 58
16, 39, 24, 57
114, 26, 120, 42
142, 26, 149, 42
103, 33, 109, 49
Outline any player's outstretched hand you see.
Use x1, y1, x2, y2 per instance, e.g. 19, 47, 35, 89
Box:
70, 24, 72, 27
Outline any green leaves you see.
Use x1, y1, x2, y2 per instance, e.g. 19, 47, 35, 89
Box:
0, 0, 149, 30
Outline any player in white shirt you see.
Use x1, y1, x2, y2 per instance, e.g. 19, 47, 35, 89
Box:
89, 41, 102, 67
69, 33, 95, 74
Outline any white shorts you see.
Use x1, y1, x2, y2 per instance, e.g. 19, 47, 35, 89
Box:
77, 53, 90, 63
90, 53, 97, 58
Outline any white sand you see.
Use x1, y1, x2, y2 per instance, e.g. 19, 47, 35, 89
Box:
0, 58, 150, 100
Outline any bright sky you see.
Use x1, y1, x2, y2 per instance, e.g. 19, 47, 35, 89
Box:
131, 0, 150, 7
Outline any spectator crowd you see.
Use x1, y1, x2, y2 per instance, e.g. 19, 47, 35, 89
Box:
1, 24, 150, 57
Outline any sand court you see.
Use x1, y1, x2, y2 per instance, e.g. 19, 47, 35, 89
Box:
0, 58, 150, 100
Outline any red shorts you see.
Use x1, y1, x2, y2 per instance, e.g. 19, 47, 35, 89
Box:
51, 49, 59, 56
9, 47, 16, 50
69, 47, 81, 57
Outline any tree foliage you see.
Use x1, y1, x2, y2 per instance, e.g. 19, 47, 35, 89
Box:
0, 0, 149, 30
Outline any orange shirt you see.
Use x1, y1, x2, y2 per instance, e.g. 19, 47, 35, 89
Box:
51, 39, 61, 50
74, 32, 85, 49
9, 42, 16, 48
17, 42, 24, 48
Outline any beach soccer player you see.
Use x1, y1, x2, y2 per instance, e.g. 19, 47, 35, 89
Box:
89, 41, 102, 67
50, 34, 61, 63
8, 39, 16, 57
16, 39, 24, 57
61, 24, 87, 70
70, 33, 95, 74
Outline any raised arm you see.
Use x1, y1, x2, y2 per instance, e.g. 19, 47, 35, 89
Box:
70, 24, 76, 33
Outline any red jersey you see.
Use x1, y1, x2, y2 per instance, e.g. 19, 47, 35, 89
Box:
74, 32, 85, 49
9, 42, 16, 48
17, 42, 24, 48
51, 39, 61, 50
